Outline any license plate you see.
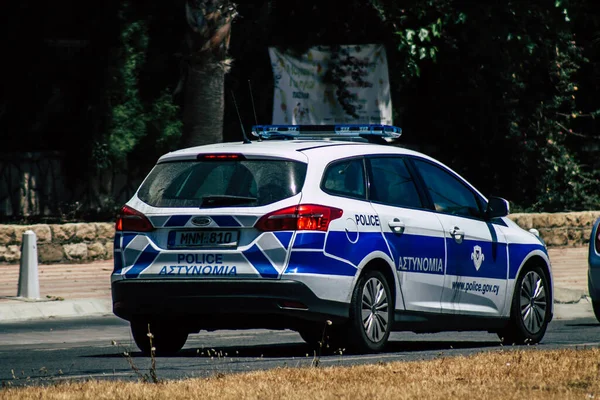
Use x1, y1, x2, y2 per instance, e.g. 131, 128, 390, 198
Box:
168, 230, 239, 249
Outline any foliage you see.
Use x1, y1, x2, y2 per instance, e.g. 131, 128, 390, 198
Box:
368, 0, 600, 211
370, 0, 462, 78
97, 2, 182, 171
254, 0, 600, 211
3, 0, 600, 215
511, 29, 600, 211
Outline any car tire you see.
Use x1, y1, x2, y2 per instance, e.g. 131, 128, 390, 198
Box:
498, 265, 551, 345
592, 301, 600, 323
131, 321, 189, 356
347, 269, 392, 353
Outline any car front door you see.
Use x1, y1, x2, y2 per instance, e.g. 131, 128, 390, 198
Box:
367, 156, 447, 314
411, 159, 509, 317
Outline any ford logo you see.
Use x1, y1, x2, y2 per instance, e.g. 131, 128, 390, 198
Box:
191, 216, 212, 227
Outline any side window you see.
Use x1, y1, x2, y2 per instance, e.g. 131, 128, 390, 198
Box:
413, 159, 483, 218
368, 157, 422, 208
322, 158, 366, 199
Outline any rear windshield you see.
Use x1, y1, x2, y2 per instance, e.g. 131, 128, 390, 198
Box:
137, 159, 307, 208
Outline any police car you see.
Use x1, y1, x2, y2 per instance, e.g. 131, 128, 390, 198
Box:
111, 124, 553, 355
588, 217, 600, 322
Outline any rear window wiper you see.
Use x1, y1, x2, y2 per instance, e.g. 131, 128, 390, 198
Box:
200, 195, 257, 208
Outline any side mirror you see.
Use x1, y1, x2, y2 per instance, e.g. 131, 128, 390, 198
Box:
486, 196, 509, 219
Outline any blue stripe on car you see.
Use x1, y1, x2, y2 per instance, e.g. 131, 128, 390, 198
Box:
293, 232, 326, 249
274, 231, 294, 249
122, 233, 136, 250
113, 251, 123, 273
165, 215, 192, 227
444, 239, 508, 279
492, 218, 508, 227
113, 233, 123, 273
114, 233, 122, 250
243, 244, 278, 278
326, 231, 392, 267
124, 245, 160, 278
507, 243, 547, 279
212, 215, 242, 227
285, 251, 357, 276
383, 233, 446, 275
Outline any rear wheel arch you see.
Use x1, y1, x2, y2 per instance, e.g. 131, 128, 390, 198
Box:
359, 257, 397, 307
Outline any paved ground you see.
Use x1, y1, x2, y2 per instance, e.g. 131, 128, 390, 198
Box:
0, 247, 594, 323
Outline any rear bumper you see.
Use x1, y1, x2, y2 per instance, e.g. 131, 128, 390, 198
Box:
111, 279, 349, 331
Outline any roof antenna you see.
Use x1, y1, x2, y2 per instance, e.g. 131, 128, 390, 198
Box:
231, 90, 251, 144
248, 80, 259, 125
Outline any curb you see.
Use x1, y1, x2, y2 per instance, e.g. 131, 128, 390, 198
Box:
553, 297, 596, 320
553, 287, 587, 304
0, 293, 595, 324
0, 298, 112, 323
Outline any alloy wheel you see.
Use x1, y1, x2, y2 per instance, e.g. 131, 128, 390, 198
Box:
519, 270, 547, 334
361, 277, 389, 342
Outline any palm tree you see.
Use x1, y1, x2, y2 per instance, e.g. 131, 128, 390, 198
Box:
178, 0, 238, 148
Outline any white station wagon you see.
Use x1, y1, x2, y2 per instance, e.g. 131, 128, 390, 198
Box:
111, 125, 553, 355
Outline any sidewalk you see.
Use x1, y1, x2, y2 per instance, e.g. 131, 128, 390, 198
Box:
0, 260, 113, 322
0, 247, 595, 323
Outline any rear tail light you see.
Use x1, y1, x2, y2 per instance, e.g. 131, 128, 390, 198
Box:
595, 228, 600, 253
115, 205, 154, 232
255, 204, 343, 232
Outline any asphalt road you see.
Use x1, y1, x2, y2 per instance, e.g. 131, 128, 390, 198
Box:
1, 315, 599, 386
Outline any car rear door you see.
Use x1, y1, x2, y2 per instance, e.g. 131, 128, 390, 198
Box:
276, 154, 387, 307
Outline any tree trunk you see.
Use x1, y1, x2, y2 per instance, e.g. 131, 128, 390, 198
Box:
179, 0, 237, 148
182, 58, 227, 147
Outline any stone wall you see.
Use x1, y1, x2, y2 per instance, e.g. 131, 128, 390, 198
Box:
0, 211, 599, 264
0, 223, 114, 264
508, 211, 600, 247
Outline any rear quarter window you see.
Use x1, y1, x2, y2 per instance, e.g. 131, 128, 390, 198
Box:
321, 158, 366, 199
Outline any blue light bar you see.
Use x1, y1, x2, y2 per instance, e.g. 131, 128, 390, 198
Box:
250, 124, 402, 141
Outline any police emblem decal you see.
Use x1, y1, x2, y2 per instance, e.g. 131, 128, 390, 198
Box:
471, 245, 484, 271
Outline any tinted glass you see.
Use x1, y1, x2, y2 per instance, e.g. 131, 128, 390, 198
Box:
137, 159, 307, 208
322, 158, 366, 199
368, 157, 422, 208
413, 159, 482, 218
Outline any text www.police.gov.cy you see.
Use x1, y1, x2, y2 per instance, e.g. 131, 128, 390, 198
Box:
452, 280, 500, 295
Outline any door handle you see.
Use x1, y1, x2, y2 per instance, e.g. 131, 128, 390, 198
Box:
388, 218, 405, 235
449, 226, 464, 243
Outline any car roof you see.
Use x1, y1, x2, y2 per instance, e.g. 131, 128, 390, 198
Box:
157, 140, 435, 164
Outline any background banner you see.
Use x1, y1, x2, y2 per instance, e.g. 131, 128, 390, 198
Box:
268, 44, 393, 125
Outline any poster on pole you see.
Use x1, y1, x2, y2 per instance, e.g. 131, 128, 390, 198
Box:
268, 44, 393, 125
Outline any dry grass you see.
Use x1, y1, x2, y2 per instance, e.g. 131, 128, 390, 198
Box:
2, 348, 600, 400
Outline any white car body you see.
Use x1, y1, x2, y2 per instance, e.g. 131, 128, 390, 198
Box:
111, 128, 553, 354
